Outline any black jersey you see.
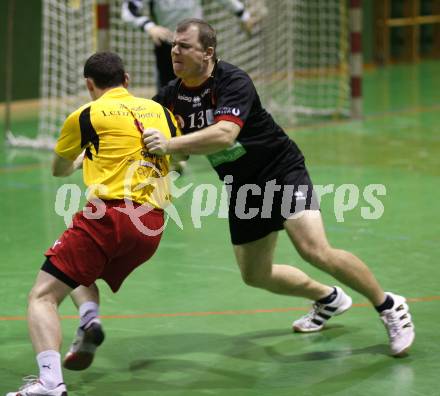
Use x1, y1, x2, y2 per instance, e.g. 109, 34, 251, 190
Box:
153, 60, 304, 183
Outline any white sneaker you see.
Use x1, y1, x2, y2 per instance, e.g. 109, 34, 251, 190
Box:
63, 322, 105, 371
380, 292, 415, 356
293, 286, 352, 332
6, 376, 67, 396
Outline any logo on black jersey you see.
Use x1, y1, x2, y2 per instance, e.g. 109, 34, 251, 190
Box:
192, 96, 202, 108
201, 88, 211, 98
214, 107, 241, 117
177, 94, 192, 103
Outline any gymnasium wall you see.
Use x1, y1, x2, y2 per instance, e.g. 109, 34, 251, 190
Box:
0, 0, 42, 101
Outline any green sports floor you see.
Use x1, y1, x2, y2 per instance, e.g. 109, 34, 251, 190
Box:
1, 61, 439, 396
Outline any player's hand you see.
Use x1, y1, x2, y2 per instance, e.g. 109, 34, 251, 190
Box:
242, 14, 265, 37
240, 5, 268, 37
146, 25, 173, 45
240, 19, 253, 36
143, 128, 169, 155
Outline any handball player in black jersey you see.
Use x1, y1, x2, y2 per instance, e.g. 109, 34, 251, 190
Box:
144, 18, 414, 356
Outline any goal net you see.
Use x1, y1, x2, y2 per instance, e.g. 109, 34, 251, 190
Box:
8, 0, 356, 148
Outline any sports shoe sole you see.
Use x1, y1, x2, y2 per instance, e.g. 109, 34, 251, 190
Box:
6, 383, 68, 396
63, 323, 105, 371
293, 294, 353, 333
392, 337, 414, 357
7, 392, 68, 396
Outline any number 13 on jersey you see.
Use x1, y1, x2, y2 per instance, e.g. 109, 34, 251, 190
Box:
187, 109, 214, 129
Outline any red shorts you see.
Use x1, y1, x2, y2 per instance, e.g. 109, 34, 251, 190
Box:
45, 200, 164, 292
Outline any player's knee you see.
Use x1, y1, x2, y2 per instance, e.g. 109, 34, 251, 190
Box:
240, 267, 270, 288
28, 284, 57, 306
299, 244, 336, 271
242, 274, 264, 288
28, 287, 43, 305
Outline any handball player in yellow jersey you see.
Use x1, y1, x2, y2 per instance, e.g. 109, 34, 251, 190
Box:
7, 52, 181, 396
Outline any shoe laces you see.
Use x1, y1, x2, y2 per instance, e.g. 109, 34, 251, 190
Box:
313, 302, 328, 315
383, 304, 408, 338
303, 303, 324, 321
18, 375, 40, 390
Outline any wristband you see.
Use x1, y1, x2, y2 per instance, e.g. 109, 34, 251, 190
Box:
235, 8, 250, 22
142, 21, 156, 33
240, 10, 251, 23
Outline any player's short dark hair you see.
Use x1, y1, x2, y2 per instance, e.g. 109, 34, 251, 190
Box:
83, 52, 126, 89
176, 18, 217, 57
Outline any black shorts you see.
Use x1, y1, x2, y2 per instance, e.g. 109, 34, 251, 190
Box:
228, 167, 319, 245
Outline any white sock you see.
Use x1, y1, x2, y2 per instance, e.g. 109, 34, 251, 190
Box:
79, 301, 101, 329
37, 350, 63, 389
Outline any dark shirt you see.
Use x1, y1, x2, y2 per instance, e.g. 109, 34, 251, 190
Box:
153, 60, 304, 184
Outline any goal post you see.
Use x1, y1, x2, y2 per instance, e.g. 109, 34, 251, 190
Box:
6, 0, 362, 149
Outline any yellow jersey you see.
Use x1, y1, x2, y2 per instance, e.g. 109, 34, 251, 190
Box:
55, 87, 180, 208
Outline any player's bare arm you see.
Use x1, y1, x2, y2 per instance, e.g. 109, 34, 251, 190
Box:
52, 152, 84, 177
143, 120, 240, 156
147, 25, 173, 45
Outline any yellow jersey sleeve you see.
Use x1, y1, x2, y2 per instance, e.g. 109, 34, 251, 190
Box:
54, 109, 84, 161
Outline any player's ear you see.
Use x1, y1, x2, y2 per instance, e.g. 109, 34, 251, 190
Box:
123, 72, 130, 87
204, 47, 214, 61
85, 78, 95, 94
85, 77, 99, 100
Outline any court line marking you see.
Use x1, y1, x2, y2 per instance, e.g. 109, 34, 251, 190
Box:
1, 295, 439, 322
